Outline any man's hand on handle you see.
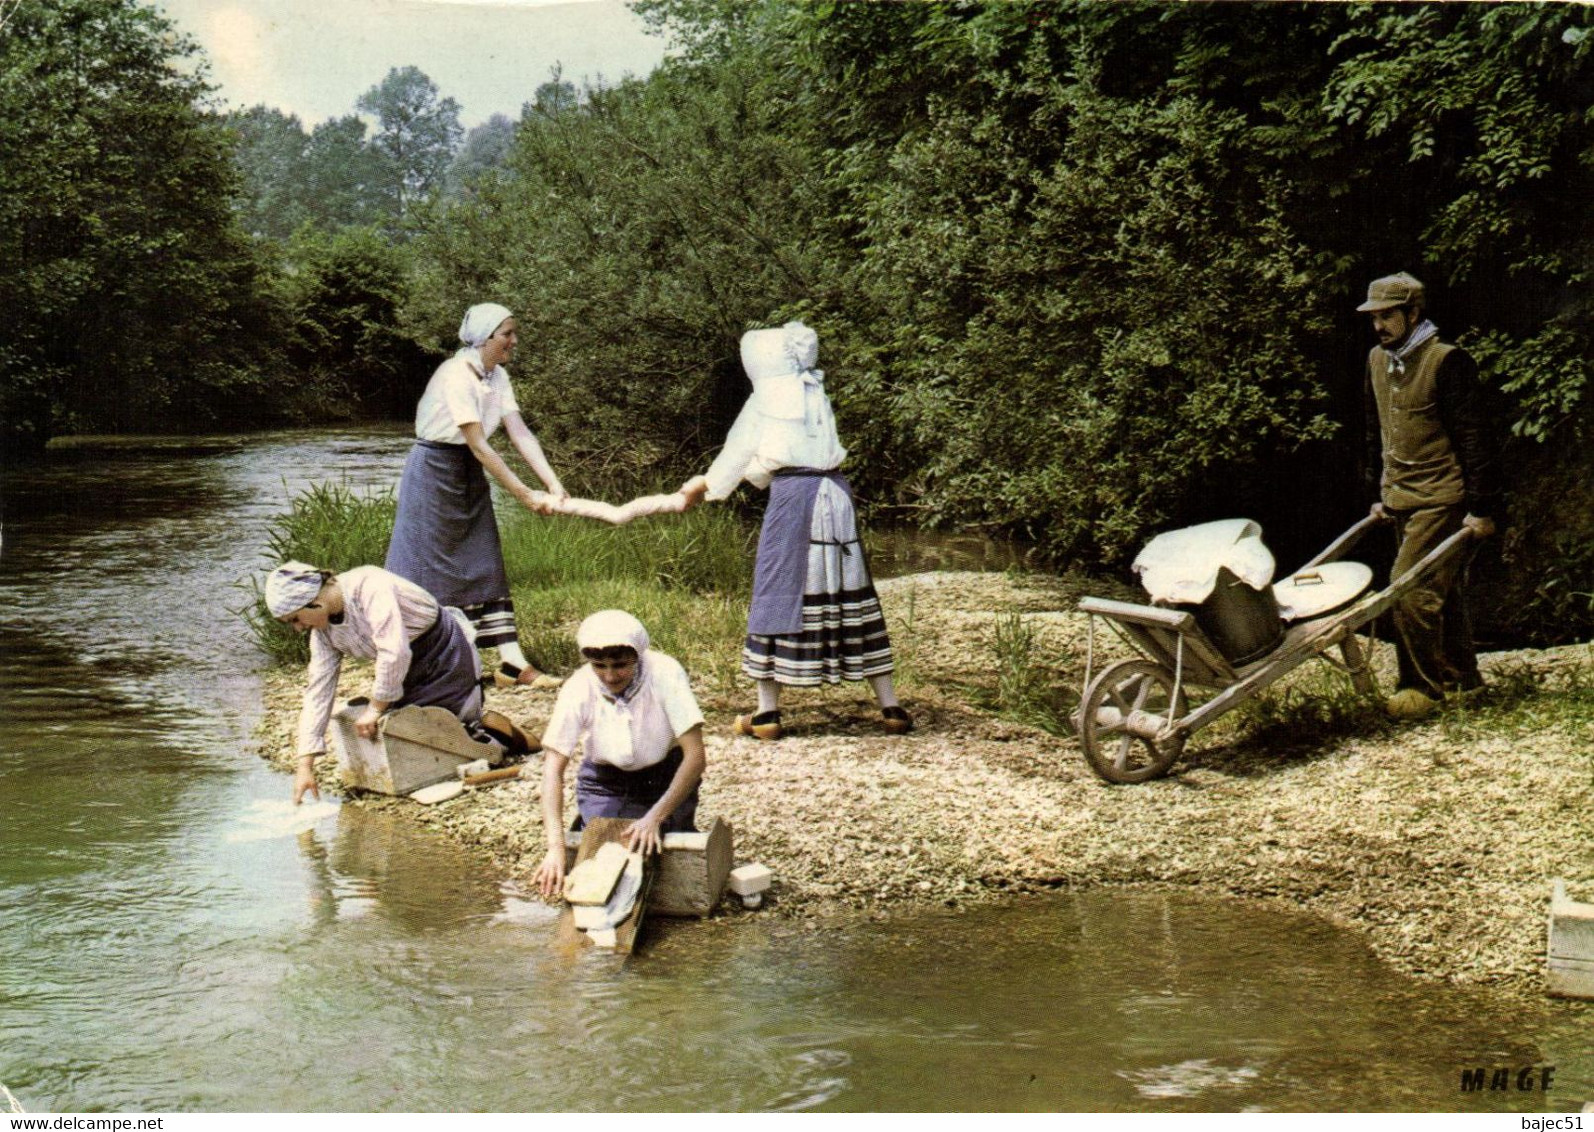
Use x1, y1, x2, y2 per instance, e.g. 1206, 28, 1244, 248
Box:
1371, 500, 1494, 538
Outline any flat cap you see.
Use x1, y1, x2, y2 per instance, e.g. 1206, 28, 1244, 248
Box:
1357, 272, 1425, 312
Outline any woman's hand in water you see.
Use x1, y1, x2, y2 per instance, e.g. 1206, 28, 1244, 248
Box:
293, 756, 320, 805
533, 847, 566, 899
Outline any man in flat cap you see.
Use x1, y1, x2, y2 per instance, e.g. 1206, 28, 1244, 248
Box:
1360, 272, 1502, 720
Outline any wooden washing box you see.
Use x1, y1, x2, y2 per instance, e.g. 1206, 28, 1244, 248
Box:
328, 701, 503, 796
1548, 879, 1594, 999
564, 816, 733, 918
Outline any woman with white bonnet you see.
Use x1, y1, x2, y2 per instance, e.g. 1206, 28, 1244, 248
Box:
264, 561, 526, 805
679, 321, 911, 739
532, 610, 706, 897
384, 302, 566, 689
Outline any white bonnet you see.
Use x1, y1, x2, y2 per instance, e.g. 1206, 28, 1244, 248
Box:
576, 609, 650, 656
458, 303, 514, 349
740, 320, 819, 382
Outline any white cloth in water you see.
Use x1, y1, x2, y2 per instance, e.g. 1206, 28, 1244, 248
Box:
1132, 518, 1276, 605
225, 797, 340, 843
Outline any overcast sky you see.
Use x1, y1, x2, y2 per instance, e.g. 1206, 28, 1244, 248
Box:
152, 0, 673, 128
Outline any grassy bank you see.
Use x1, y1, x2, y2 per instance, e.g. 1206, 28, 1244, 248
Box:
242, 479, 757, 688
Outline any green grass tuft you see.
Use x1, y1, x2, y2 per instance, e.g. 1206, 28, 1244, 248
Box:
239, 480, 398, 664
983, 609, 1074, 736
244, 480, 757, 675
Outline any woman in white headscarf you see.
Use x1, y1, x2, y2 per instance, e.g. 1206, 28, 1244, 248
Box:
532, 610, 706, 897
385, 302, 566, 689
679, 321, 910, 740
264, 560, 527, 805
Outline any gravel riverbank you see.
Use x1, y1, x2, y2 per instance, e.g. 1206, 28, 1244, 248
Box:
254, 570, 1594, 996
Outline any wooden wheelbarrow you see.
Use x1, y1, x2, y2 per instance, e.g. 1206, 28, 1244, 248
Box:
1072, 515, 1473, 783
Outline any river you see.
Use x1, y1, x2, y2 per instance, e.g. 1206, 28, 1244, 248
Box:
1, 427, 1587, 1113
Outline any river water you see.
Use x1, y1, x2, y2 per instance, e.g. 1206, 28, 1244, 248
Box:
1, 427, 1587, 1113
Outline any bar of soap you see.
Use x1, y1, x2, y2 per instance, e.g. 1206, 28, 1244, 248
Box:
564, 841, 630, 905
728, 862, 772, 896
408, 780, 464, 805
661, 831, 709, 851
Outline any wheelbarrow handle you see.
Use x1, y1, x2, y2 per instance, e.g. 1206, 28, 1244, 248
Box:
1297, 513, 1387, 572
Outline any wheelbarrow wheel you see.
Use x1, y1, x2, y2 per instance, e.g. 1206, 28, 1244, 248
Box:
1077, 658, 1186, 784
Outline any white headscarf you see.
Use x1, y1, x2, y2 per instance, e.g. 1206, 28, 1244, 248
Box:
457, 303, 514, 351
264, 561, 326, 618
577, 610, 651, 762
577, 609, 650, 661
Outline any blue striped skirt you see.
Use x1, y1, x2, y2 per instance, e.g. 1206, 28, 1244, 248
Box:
742, 471, 894, 686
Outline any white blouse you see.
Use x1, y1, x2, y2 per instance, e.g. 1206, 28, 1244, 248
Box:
296, 566, 465, 756
413, 352, 521, 444
702, 374, 847, 500
540, 650, 705, 771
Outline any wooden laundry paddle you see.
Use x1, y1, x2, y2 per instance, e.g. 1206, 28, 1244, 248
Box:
556, 817, 656, 956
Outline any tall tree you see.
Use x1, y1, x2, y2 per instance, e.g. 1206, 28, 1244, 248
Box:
227, 106, 311, 240
445, 113, 518, 197
0, 0, 278, 450
530, 77, 580, 117
301, 115, 395, 230
356, 66, 463, 220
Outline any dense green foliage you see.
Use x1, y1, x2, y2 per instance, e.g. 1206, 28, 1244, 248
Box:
408, 0, 1592, 641
7, 1, 1591, 646
0, 0, 280, 449
274, 227, 433, 419
228, 107, 393, 238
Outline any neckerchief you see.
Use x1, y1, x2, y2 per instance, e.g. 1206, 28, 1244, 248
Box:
1386, 319, 1438, 378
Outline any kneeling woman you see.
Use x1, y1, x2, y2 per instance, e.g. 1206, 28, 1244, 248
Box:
533, 611, 706, 897
266, 561, 491, 805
